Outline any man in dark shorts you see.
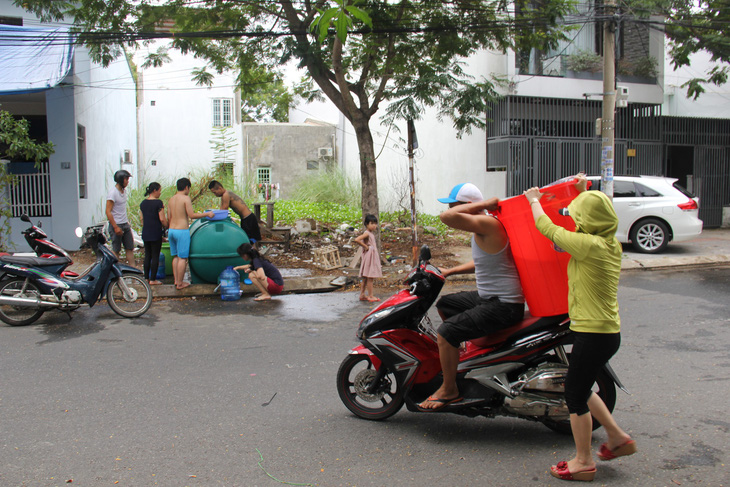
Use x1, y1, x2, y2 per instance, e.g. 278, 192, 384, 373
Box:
418, 183, 525, 411
105, 169, 136, 266
208, 180, 262, 243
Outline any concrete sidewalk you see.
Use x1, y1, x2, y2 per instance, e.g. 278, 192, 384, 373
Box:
119, 228, 730, 300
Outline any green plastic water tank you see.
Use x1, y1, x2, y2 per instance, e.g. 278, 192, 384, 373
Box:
188, 217, 250, 284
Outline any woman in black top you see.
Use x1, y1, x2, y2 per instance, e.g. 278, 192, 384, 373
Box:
139, 182, 168, 284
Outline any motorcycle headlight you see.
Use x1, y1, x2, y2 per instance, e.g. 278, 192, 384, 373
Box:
360, 307, 395, 329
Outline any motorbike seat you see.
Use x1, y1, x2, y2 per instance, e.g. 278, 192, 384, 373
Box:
469, 312, 570, 349
0, 254, 72, 267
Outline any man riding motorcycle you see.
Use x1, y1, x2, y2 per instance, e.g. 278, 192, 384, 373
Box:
418, 183, 525, 411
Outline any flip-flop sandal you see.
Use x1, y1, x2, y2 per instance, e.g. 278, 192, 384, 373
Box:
550, 461, 597, 481
416, 395, 463, 412
597, 439, 637, 461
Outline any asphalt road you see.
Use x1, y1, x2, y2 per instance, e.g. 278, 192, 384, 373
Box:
1, 266, 729, 486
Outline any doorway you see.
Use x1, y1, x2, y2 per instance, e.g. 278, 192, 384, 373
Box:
666, 145, 694, 193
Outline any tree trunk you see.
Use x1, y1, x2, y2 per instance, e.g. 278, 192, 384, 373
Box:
352, 119, 378, 221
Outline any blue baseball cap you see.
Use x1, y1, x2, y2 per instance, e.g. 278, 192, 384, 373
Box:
438, 183, 484, 204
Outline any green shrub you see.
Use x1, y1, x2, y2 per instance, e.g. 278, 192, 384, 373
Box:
291, 168, 361, 206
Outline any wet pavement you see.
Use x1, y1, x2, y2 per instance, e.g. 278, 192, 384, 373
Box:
2, 267, 729, 485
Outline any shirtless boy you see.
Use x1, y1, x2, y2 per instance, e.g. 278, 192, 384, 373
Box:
167, 178, 214, 289
208, 180, 262, 243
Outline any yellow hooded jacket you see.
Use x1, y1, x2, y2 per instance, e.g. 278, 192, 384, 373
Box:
535, 191, 621, 334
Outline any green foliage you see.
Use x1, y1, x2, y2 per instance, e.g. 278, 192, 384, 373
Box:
632, 55, 658, 79
191, 67, 214, 87
209, 126, 237, 168
274, 200, 450, 236
15, 0, 576, 219
565, 50, 602, 73
0, 110, 55, 250
275, 200, 364, 227
625, 0, 730, 99
141, 45, 172, 69
311, 0, 372, 44
290, 168, 361, 207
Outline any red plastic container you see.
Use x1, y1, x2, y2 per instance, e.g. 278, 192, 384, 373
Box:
494, 178, 585, 317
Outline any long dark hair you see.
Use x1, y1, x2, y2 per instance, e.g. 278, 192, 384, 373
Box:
144, 182, 161, 197
237, 242, 267, 262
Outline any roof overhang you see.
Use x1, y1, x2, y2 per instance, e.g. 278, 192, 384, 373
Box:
0, 24, 75, 95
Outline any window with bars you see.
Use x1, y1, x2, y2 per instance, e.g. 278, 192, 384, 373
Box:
256, 167, 271, 185
77, 124, 87, 199
212, 98, 232, 127
8, 162, 52, 217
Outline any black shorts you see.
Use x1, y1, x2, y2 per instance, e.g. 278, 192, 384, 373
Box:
241, 212, 262, 242
436, 291, 525, 348
565, 331, 621, 415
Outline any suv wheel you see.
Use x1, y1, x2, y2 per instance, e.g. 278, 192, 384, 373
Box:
630, 218, 669, 253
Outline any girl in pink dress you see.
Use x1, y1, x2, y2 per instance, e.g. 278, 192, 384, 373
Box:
354, 214, 383, 302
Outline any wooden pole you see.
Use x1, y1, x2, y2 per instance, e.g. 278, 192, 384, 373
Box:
601, 0, 617, 200
407, 120, 418, 266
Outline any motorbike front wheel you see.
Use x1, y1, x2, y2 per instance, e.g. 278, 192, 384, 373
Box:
0, 278, 45, 326
107, 273, 152, 318
337, 354, 404, 421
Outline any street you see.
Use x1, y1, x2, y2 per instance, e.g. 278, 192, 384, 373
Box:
1, 267, 729, 486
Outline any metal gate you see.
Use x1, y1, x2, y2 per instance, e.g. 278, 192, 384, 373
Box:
694, 147, 730, 227
496, 137, 663, 196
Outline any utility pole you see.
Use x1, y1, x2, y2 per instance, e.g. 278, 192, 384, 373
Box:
601, 0, 617, 199
407, 120, 418, 266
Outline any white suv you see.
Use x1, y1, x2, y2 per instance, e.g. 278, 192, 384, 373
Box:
584, 176, 703, 253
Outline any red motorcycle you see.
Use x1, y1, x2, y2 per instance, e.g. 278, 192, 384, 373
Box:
18, 214, 78, 278
336, 246, 626, 433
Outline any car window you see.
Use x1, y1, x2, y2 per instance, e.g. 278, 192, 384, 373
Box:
587, 179, 601, 191
636, 183, 662, 197
613, 181, 637, 198
672, 182, 696, 198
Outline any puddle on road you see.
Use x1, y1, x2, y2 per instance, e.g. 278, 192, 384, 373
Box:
256, 292, 345, 322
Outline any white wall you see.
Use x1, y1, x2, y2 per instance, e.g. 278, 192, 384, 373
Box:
1, 1, 137, 249
134, 42, 242, 185
663, 49, 730, 118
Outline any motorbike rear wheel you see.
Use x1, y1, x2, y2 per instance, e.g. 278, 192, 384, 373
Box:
107, 273, 152, 318
0, 278, 45, 326
337, 354, 404, 421
543, 366, 617, 435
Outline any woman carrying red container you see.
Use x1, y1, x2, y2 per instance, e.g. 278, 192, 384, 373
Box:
525, 174, 636, 482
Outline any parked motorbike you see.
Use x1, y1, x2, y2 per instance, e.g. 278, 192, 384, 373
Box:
336, 246, 627, 434
0, 225, 152, 326
14, 214, 79, 278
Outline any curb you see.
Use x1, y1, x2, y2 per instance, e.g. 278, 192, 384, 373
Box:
150, 256, 730, 299
151, 276, 341, 299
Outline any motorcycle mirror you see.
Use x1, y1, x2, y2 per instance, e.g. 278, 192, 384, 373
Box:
419, 245, 431, 262
75, 227, 83, 238
21, 214, 30, 223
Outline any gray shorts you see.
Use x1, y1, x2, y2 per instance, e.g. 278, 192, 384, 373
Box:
109, 222, 134, 253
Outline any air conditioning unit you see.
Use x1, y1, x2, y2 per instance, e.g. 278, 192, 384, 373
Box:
123, 150, 133, 164
318, 147, 333, 158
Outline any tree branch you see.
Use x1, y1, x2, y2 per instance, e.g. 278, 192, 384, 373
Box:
332, 36, 363, 120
